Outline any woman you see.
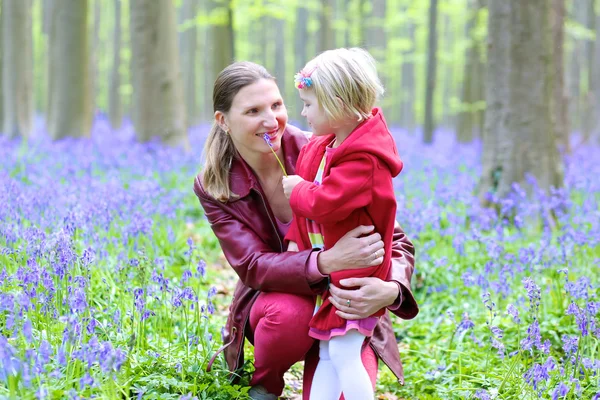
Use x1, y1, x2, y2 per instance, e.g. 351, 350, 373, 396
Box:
193, 61, 418, 400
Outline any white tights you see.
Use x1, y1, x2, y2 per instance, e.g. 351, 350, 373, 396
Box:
309, 330, 374, 400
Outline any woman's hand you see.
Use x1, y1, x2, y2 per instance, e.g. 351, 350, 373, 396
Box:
328, 277, 399, 320
317, 225, 385, 275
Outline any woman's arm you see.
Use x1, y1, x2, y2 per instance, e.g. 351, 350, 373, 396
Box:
195, 177, 389, 296
324, 221, 419, 320
195, 178, 319, 295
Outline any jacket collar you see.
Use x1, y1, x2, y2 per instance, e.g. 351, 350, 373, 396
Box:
228, 124, 308, 201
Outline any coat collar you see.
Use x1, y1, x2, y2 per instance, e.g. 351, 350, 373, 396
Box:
228, 124, 308, 201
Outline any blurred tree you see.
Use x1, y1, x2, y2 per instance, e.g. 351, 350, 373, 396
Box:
365, 0, 387, 102
109, 0, 122, 129
273, 13, 286, 102
423, 0, 438, 143
0, 4, 4, 132
480, 0, 563, 204
179, 0, 198, 126
90, 0, 101, 116
209, 0, 234, 86
594, 0, 600, 141
457, 0, 485, 143
47, 0, 91, 140
291, 4, 309, 123
2, 0, 33, 139
552, 0, 569, 152
129, 0, 188, 147
318, 0, 335, 52
400, 18, 416, 133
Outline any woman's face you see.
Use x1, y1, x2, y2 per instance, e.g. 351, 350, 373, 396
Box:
218, 79, 288, 156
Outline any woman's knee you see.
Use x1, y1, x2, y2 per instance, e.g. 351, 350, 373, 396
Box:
258, 292, 314, 327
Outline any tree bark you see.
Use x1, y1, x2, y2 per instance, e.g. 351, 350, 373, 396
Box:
180, 0, 198, 126
47, 0, 91, 140
479, 0, 563, 204
318, 0, 335, 53
457, 0, 485, 142
109, 0, 122, 129
365, 0, 386, 105
208, 0, 234, 90
129, 0, 188, 147
90, 0, 101, 116
593, 4, 600, 140
551, 0, 569, 151
423, 0, 438, 144
274, 16, 286, 102
2, 0, 33, 139
400, 20, 415, 133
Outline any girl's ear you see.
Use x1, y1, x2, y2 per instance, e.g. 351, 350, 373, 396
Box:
214, 111, 228, 133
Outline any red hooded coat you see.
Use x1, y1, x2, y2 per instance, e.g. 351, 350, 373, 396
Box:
287, 108, 403, 332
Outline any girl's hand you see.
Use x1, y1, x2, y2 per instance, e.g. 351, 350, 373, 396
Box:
287, 241, 299, 252
282, 175, 304, 199
328, 277, 399, 320
317, 225, 385, 275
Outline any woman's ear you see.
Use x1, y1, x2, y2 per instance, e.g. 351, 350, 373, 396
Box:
215, 111, 228, 133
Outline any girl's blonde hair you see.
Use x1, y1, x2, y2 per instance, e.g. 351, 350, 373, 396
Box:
301, 48, 384, 122
202, 62, 275, 202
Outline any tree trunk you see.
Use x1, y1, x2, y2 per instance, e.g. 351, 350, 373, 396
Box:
180, 0, 198, 126
567, 3, 583, 133
89, 0, 101, 116
593, 5, 600, 140
365, 0, 386, 105
48, 0, 91, 140
457, 0, 485, 142
423, 0, 438, 144
273, 16, 286, 102
109, 0, 122, 129
129, 0, 188, 147
0, 4, 4, 132
441, 14, 453, 128
551, 0, 569, 151
2, 0, 33, 139
209, 0, 234, 89
400, 20, 415, 133
479, 0, 563, 204
292, 5, 309, 124
318, 0, 335, 53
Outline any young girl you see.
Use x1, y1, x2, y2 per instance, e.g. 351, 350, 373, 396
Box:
282, 48, 403, 400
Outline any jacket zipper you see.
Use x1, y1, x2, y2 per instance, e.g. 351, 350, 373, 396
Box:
254, 188, 283, 252
233, 189, 279, 371
372, 343, 404, 384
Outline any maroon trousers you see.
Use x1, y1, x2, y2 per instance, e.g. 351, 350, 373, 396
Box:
248, 292, 378, 398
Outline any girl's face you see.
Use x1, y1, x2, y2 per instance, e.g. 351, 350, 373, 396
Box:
217, 79, 288, 156
299, 89, 334, 137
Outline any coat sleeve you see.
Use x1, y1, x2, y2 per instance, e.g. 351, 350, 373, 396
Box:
289, 155, 373, 225
194, 177, 324, 295
387, 221, 419, 319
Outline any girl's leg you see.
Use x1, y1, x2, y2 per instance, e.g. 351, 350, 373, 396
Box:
249, 292, 315, 395
308, 340, 342, 400
328, 331, 374, 400
303, 337, 378, 400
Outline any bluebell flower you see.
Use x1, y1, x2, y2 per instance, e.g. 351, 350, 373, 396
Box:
507, 304, 521, 324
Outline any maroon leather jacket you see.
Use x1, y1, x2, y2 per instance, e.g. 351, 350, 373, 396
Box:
193, 125, 418, 384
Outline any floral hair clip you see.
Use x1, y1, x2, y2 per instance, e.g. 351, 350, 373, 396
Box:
294, 66, 317, 89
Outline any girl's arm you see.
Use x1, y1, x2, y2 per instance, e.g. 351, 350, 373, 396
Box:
289, 155, 374, 224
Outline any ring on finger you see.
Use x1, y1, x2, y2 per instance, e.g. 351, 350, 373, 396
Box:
346, 299, 351, 307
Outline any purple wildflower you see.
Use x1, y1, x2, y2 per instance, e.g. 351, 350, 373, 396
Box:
507, 304, 521, 324
551, 382, 569, 400
196, 260, 207, 278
